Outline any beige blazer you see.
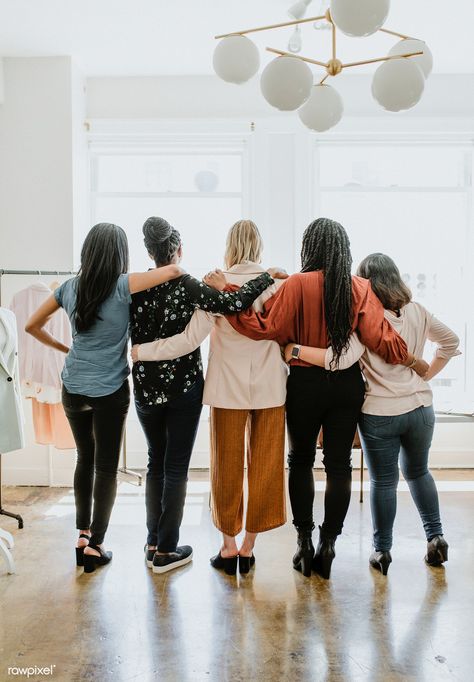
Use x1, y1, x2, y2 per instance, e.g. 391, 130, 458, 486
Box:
137, 263, 288, 409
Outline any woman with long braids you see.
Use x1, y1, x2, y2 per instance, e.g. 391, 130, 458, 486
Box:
227, 218, 427, 578
129, 217, 285, 574
285, 253, 459, 575
25, 223, 183, 573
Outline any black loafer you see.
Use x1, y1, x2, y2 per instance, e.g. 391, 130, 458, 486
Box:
210, 551, 238, 575
152, 546, 193, 574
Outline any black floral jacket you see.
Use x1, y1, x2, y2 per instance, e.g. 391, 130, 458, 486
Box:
130, 272, 273, 406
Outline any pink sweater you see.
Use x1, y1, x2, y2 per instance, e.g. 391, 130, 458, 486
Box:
326, 302, 460, 416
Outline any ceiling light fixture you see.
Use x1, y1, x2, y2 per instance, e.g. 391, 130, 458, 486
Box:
288, 0, 313, 20
213, 0, 432, 131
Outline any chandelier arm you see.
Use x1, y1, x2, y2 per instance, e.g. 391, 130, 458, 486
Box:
266, 47, 328, 68
378, 27, 417, 40
319, 74, 330, 85
215, 15, 327, 39
331, 23, 337, 61
341, 51, 423, 69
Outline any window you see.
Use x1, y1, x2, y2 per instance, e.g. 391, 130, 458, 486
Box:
314, 139, 473, 406
90, 137, 249, 467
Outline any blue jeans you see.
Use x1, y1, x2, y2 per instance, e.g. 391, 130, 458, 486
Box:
135, 378, 203, 552
359, 405, 443, 552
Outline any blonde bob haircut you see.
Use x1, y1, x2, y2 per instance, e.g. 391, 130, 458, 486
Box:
224, 220, 263, 270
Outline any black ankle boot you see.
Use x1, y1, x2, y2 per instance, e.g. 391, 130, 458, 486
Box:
312, 526, 336, 579
293, 526, 315, 577
425, 535, 448, 566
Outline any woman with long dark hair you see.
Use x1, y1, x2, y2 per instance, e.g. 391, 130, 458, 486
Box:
227, 218, 427, 578
285, 253, 460, 574
129, 217, 284, 574
25, 223, 182, 573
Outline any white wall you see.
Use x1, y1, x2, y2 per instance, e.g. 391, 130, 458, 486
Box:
0, 57, 88, 485
86, 73, 474, 120
0, 58, 74, 269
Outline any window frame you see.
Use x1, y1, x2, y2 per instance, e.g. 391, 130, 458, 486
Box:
312, 133, 474, 399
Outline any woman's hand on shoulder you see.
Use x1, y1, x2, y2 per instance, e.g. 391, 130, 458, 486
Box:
170, 264, 186, 279
267, 267, 289, 280
203, 269, 227, 291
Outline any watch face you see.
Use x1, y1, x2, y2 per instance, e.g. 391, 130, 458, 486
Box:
291, 346, 300, 359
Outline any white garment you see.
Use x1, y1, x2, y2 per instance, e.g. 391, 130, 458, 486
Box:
137, 263, 288, 409
0, 308, 25, 453
10, 283, 72, 403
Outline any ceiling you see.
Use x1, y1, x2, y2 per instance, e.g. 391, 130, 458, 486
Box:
0, 0, 471, 77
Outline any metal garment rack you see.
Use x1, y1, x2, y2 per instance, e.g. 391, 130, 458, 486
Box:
0, 270, 78, 527
0, 267, 142, 527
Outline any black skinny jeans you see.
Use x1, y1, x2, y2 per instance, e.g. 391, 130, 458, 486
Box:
286, 364, 365, 538
62, 381, 130, 546
135, 377, 204, 553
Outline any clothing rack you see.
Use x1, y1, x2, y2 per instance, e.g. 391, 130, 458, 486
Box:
0, 269, 76, 527
0, 268, 141, 525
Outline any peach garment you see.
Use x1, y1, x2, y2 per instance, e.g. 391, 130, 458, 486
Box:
10, 282, 75, 449
31, 399, 75, 450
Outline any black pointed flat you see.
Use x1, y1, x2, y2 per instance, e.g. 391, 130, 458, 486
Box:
210, 552, 238, 576
238, 554, 256, 574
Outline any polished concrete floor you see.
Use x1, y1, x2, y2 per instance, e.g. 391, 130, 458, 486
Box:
0, 471, 473, 682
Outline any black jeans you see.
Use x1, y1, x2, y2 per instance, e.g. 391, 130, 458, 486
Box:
135, 378, 203, 552
62, 381, 130, 546
286, 364, 365, 537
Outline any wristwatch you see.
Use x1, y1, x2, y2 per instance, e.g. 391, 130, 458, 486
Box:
291, 344, 301, 360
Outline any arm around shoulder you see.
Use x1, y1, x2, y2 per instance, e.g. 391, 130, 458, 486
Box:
134, 310, 214, 362
129, 264, 184, 295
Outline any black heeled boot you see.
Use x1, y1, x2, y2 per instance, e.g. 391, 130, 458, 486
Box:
293, 527, 315, 577
425, 535, 448, 566
369, 549, 392, 576
312, 526, 336, 580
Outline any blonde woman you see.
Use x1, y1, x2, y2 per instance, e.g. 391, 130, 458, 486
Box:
131, 220, 288, 575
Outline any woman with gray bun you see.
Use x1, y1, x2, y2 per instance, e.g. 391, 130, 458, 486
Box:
130, 216, 284, 574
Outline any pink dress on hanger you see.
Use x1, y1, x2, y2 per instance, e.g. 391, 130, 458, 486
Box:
10, 282, 75, 449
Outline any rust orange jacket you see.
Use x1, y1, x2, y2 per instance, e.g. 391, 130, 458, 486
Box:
226, 271, 409, 367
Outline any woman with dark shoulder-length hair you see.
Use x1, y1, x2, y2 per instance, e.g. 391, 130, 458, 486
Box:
227, 218, 427, 578
25, 223, 182, 573
285, 253, 460, 574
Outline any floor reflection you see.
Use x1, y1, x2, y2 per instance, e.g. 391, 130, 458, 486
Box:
0, 478, 471, 681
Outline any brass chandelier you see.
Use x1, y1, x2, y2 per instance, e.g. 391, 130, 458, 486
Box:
213, 0, 432, 131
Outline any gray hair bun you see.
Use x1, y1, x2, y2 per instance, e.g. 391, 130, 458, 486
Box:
143, 216, 181, 265
143, 216, 172, 245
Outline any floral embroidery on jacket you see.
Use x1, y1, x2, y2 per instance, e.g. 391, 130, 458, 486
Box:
130, 273, 272, 406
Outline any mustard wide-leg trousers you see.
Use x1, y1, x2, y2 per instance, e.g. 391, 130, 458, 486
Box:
210, 405, 286, 536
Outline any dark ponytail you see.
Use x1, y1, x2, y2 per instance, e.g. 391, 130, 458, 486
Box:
300, 217, 353, 367
143, 216, 181, 266
75, 223, 129, 333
